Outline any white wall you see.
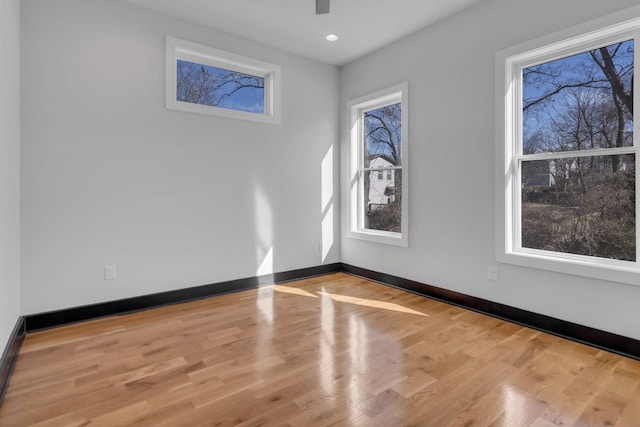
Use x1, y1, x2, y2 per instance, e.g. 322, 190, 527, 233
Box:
18, 0, 640, 343
0, 0, 21, 345
340, 0, 640, 340
21, 0, 340, 314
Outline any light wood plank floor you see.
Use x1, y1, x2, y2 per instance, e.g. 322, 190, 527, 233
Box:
1, 272, 640, 426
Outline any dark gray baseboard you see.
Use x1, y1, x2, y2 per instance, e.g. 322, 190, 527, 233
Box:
0, 317, 25, 406
342, 264, 640, 361
3, 261, 639, 408
25, 263, 343, 332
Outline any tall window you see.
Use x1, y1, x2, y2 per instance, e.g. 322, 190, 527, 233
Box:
496, 15, 639, 284
348, 83, 408, 246
166, 36, 281, 124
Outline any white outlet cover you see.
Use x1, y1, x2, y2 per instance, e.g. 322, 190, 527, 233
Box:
105, 265, 117, 280
488, 266, 498, 281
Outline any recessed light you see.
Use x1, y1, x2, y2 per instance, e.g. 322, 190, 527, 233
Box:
325, 34, 339, 42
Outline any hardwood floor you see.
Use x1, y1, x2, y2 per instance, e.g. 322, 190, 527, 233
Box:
1, 272, 639, 426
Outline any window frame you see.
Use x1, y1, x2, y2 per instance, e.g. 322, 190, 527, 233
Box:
165, 36, 281, 124
495, 11, 640, 285
348, 83, 409, 247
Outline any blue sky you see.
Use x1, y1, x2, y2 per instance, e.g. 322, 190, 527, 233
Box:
177, 59, 264, 114
522, 39, 634, 149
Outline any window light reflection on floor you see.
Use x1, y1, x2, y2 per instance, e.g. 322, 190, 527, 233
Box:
272, 285, 428, 317
320, 291, 428, 317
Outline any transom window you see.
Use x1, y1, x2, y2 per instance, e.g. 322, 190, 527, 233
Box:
166, 36, 280, 124
496, 14, 640, 284
348, 83, 409, 246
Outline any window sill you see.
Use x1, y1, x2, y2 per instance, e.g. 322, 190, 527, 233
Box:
347, 229, 408, 247
497, 249, 640, 286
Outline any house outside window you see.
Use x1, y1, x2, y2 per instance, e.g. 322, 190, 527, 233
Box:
496, 12, 639, 284
369, 155, 396, 208
348, 83, 408, 247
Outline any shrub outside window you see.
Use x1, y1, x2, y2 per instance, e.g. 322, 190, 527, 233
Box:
496, 12, 640, 284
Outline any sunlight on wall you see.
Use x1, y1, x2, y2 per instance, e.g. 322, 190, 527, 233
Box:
254, 184, 275, 327
321, 145, 334, 262
257, 247, 274, 276
254, 186, 274, 276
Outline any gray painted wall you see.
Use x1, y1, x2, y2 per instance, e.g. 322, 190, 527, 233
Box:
20, 0, 340, 314
11, 0, 640, 344
340, 0, 640, 340
0, 0, 21, 348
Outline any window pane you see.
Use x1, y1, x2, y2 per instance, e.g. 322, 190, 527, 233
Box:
176, 59, 264, 114
366, 170, 402, 233
521, 155, 635, 261
523, 40, 633, 154
364, 102, 402, 167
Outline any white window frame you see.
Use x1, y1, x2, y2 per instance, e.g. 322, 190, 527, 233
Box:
495, 8, 640, 285
165, 36, 281, 124
348, 83, 409, 247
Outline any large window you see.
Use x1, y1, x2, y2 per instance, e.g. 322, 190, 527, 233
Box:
166, 36, 281, 124
496, 13, 639, 284
348, 83, 408, 246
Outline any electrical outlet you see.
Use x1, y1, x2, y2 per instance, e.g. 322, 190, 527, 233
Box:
488, 265, 498, 281
105, 265, 117, 280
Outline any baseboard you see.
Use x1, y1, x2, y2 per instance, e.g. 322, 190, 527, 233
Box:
0, 317, 26, 406
2, 261, 638, 411
19, 261, 640, 359
25, 263, 342, 332
341, 264, 640, 360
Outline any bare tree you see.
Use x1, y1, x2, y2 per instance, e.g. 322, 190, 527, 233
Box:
520, 41, 635, 260
364, 103, 402, 232
176, 60, 264, 110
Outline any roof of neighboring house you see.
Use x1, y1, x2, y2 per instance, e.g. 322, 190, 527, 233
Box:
369, 153, 397, 166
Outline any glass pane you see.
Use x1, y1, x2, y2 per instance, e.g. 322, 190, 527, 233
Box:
364, 102, 402, 167
523, 40, 633, 154
176, 59, 264, 114
521, 155, 635, 261
365, 170, 402, 233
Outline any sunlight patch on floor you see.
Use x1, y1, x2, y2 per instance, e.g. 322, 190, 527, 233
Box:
319, 291, 428, 317
273, 285, 319, 298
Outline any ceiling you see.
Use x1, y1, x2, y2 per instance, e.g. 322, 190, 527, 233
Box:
119, 0, 486, 65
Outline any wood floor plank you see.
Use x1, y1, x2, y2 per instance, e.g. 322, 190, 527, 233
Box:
1, 272, 640, 426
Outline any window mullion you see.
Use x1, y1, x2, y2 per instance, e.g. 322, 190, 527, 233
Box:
519, 146, 635, 162
363, 166, 402, 171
